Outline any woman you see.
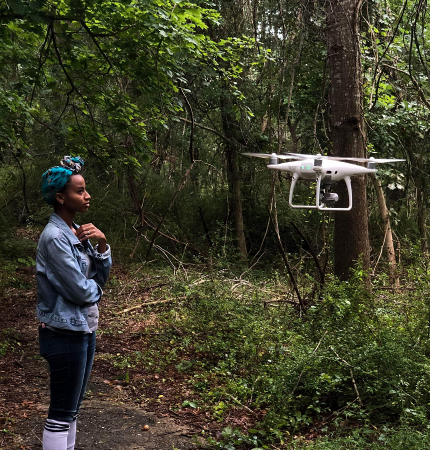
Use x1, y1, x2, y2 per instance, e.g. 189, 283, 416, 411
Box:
36, 156, 112, 450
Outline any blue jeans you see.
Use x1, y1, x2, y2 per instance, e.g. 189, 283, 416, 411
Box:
39, 326, 96, 422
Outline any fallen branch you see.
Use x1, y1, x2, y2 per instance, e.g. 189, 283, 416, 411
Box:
225, 393, 256, 416
134, 218, 207, 257
264, 299, 298, 306
117, 298, 175, 314
319, 397, 359, 427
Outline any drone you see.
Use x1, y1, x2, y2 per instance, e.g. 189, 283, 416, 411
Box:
243, 152, 405, 211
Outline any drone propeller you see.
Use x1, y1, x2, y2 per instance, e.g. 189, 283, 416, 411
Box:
326, 156, 406, 163
242, 152, 299, 160
285, 153, 405, 164
243, 152, 405, 164
284, 152, 317, 159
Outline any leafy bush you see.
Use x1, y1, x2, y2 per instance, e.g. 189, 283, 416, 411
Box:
290, 426, 430, 449
173, 261, 430, 439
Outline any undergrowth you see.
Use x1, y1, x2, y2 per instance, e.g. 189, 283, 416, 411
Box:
96, 255, 430, 449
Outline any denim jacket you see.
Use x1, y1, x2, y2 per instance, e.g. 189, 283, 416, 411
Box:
36, 213, 112, 332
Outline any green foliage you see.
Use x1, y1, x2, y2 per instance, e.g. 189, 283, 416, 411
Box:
2, 0, 430, 447
207, 426, 269, 450
0, 0, 221, 168
0, 330, 21, 358
0, 216, 38, 289
288, 427, 430, 450
132, 259, 429, 447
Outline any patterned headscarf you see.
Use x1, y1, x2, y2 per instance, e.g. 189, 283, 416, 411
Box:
41, 156, 85, 205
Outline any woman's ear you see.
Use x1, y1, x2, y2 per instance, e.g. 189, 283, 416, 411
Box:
55, 192, 65, 205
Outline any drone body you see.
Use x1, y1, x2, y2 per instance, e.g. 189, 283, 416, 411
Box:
243, 152, 405, 211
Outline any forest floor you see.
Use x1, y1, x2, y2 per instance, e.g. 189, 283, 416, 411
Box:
0, 262, 221, 450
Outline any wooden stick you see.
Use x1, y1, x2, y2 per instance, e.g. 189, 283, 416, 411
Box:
267, 207, 305, 310
225, 393, 256, 415
320, 397, 359, 426
117, 298, 175, 314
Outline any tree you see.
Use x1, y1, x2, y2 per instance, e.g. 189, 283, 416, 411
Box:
326, 0, 371, 281
0, 0, 220, 164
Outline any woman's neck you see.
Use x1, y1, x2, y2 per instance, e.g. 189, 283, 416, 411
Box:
54, 209, 76, 230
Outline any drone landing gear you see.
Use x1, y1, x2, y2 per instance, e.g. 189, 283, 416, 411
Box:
289, 174, 352, 211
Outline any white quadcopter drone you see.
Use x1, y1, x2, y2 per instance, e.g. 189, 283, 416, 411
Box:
243, 152, 405, 211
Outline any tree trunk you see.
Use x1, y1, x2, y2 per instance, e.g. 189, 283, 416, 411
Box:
210, 2, 248, 262
326, 0, 371, 281
226, 146, 248, 261
372, 175, 400, 288
220, 94, 248, 261
416, 178, 428, 255
403, 141, 428, 256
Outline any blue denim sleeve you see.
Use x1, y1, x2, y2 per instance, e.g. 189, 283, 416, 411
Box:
46, 236, 103, 305
91, 244, 112, 287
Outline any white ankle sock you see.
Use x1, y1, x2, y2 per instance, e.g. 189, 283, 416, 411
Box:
67, 418, 77, 450
43, 419, 70, 450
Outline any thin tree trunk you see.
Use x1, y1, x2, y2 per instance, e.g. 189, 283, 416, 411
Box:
12, 152, 30, 218
220, 93, 248, 261
416, 180, 428, 255
403, 138, 428, 256
278, 30, 303, 153
372, 175, 400, 288
225, 144, 248, 261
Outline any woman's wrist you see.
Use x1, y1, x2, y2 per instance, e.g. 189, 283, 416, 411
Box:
97, 239, 107, 253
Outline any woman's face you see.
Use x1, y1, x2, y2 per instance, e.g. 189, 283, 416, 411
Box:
56, 174, 91, 213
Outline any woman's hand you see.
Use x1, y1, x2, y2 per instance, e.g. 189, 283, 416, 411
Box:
76, 224, 107, 253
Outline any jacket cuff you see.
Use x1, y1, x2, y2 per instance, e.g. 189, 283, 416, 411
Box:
93, 244, 111, 259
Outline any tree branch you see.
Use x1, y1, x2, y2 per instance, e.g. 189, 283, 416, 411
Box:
369, 0, 408, 110
267, 206, 305, 310
179, 88, 195, 162
145, 163, 195, 261
291, 221, 325, 289
80, 20, 113, 75
382, 64, 430, 110
30, 23, 53, 107
51, 28, 76, 97
175, 117, 230, 142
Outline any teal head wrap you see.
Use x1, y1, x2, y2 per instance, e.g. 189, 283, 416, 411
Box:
41, 156, 85, 205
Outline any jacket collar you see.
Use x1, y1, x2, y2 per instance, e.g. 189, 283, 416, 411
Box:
49, 213, 81, 246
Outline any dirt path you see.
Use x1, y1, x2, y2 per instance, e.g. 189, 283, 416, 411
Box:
0, 268, 207, 450
15, 375, 200, 450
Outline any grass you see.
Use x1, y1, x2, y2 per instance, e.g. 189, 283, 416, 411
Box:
94, 260, 430, 449
289, 426, 430, 449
